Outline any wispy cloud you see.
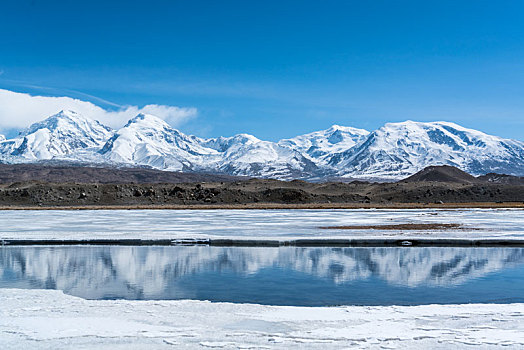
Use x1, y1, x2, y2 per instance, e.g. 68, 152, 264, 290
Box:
0, 89, 197, 133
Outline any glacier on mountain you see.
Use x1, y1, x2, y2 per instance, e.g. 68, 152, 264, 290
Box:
206, 133, 318, 178
279, 124, 370, 166
0, 110, 112, 161
99, 113, 220, 171
0, 110, 523, 180
328, 121, 524, 179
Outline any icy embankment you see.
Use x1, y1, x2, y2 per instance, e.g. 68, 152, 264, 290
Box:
1, 289, 524, 349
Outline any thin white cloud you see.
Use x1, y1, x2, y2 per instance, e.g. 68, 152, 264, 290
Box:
0, 89, 197, 133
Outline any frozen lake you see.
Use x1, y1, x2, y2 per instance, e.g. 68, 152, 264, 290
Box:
2, 245, 524, 306
0, 208, 523, 241
2, 209, 524, 348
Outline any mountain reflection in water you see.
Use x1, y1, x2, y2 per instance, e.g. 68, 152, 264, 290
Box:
1, 246, 524, 306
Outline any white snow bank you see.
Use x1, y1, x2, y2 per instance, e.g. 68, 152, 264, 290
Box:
1, 289, 524, 349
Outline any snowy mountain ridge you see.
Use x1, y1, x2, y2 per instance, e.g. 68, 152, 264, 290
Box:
0, 110, 112, 161
328, 120, 524, 180
279, 124, 370, 167
0, 110, 523, 180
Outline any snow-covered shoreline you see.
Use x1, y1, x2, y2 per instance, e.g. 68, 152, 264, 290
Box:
1, 288, 524, 349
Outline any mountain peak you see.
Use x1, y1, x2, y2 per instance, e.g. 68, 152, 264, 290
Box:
381, 120, 481, 133
327, 124, 369, 134
232, 133, 260, 143
278, 124, 370, 167
100, 113, 218, 170
329, 124, 344, 131
124, 113, 173, 130
0, 110, 113, 160
21, 110, 111, 136
57, 109, 79, 117
46, 109, 88, 122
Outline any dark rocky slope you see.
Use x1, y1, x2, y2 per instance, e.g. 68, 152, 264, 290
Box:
0, 163, 246, 184
0, 164, 522, 207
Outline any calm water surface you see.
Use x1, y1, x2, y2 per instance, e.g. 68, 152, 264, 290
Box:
1, 246, 524, 306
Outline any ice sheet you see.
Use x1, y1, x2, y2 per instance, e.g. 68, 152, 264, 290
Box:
1, 288, 524, 349
0, 208, 523, 241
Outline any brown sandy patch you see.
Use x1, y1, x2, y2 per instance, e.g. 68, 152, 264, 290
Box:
320, 223, 463, 230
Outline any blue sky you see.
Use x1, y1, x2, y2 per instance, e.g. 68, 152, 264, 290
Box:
1, 0, 523, 140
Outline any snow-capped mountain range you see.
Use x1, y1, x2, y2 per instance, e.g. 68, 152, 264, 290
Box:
1, 110, 523, 180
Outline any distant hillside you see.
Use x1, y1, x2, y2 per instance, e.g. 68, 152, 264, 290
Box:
0, 164, 247, 184
2, 163, 522, 187
402, 165, 480, 183
0, 164, 522, 207
403, 165, 524, 185
477, 173, 524, 185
